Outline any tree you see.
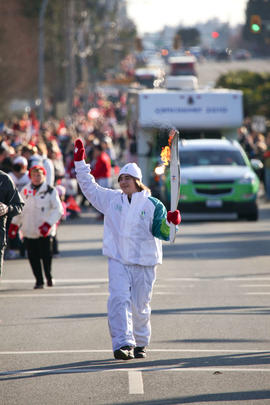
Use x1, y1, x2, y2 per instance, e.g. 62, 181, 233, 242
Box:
0, 0, 137, 118
216, 70, 270, 119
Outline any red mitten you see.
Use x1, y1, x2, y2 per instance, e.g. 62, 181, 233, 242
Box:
39, 222, 51, 237
167, 210, 181, 225
74, 139, 86, 161
8, 223, 19, 239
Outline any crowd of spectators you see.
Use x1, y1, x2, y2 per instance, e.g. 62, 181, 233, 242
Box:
0, 89, 128, 260
237, 117, 270, 199
1, 93, 270, 261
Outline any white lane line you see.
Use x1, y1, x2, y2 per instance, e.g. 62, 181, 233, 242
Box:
37, 285, 101, 290
161, 367, 270, 373
0, 293, 109, 298
1, 277, 201, 284
0, 367, 270, 378
128, 371, 144, 394
245, 292, 270, 295
240, 285, 270, 287
159, 278, 201, 281
3, 277, 270, 284
154, 285, 194, 288
0, 292, 180, 298
0, 349, 269, 355
1, 279, 108, 283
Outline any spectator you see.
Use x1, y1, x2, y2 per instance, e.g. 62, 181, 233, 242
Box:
0, 142, 12, 173
37, 142, 55, 187
263, 132, 270, 201
0, 170, 24, 277
21, 144, 43, 169
9, 166, 63, 289
53, 184, 67, 256
8, 156, 29, 191
91, 143, 112, 188
6, 156, 29, 259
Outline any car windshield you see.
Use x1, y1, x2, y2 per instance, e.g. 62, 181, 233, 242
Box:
179, 149, 246, 167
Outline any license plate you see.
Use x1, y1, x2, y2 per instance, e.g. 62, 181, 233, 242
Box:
206, 199, 223, 207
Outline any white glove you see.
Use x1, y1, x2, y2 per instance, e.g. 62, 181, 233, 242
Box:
0, 202, 8, 217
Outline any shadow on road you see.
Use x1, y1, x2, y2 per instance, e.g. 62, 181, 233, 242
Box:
164, 238, 270, 259
1, 350, 270, 381
152, 305, 270, 316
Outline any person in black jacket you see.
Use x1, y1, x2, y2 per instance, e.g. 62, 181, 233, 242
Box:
0, 170, 24, 277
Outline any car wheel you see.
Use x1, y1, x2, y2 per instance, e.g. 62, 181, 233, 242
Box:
238, 207, 258, 221
246, 211, 259, 221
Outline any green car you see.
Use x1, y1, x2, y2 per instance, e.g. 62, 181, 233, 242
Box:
163, 139, 260, 221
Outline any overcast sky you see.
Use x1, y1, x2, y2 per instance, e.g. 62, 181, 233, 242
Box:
126, 0, 248, 34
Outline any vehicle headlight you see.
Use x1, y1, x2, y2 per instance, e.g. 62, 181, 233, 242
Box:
238, 175, 255, 184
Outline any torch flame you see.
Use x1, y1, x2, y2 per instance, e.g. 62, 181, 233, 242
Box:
160, 146, 171, 166
160, 129, 176, 166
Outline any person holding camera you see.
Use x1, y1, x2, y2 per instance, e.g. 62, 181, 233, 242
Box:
0, 170, 24, 277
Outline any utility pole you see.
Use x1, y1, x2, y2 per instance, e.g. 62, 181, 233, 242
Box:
38, 0, 49, 123
65, 0, 76, 115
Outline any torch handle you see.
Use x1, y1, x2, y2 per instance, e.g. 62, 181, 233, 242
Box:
169, 131, 180, 243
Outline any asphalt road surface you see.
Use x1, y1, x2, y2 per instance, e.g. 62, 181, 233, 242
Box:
1, 200, 270, 405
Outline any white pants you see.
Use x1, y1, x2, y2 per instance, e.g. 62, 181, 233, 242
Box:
107, 258, 156, 351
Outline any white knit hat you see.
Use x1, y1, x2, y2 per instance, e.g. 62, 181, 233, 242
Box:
118, 162, 142, 181
13, 156, 28, 166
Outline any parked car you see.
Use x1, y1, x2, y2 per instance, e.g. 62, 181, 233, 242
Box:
233, 49, 252, 60
151, 139, 260, 220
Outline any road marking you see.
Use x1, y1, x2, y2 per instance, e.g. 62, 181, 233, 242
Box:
1, 277, 202, 284
0, 293, 109, 297
245, 292, 270, 295
128, 371, 144, 394
155, 285, 194, 288
1, 279, 108, 283
35, 285, 101, 289
0, 292, 180, 298
0, 367, 270, 379
240, 285, 270, 288
161, 367, 270, 373
0, 349, 269, 355
160, 278, 201, 281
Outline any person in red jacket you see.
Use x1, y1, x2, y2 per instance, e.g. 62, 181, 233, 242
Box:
91, 144, 112, 188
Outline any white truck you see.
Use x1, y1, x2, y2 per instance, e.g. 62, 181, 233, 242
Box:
126, 86, 243, 186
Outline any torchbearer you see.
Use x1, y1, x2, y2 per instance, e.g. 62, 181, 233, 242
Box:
74, 139, 181, 361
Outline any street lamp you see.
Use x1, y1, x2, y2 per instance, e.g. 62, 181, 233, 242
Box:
38, 0, 49, 123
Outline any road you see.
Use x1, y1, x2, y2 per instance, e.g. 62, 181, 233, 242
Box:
1, 200, 270, 405
197, 58, 270, 86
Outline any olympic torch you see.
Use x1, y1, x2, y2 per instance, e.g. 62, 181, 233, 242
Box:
169, 129, 180, 243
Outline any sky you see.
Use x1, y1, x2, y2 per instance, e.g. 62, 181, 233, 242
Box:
126, 0, 248, 34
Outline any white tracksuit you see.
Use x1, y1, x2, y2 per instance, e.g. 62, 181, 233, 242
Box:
11, 181, 63, 238
75, 160, 170, 350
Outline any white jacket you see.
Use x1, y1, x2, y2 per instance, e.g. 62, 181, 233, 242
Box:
12, 181, 63, 238
75, 160, 170, 266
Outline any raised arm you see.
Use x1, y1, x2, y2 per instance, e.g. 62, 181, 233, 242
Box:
74, 139, 119, 214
